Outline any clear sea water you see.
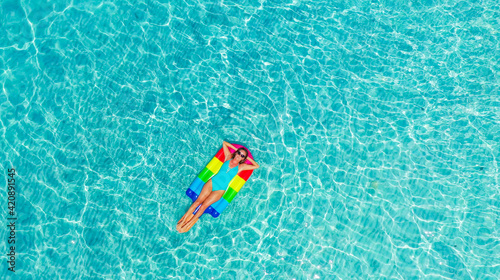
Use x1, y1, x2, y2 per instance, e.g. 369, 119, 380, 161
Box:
1, 0, 499, 279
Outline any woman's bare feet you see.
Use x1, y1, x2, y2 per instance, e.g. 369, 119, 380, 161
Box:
177, 211, 195, 231
176, 201, 202, 231
178, 216, 200, 233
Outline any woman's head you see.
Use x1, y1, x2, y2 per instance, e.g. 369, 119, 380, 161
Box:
232, 148, 248, 164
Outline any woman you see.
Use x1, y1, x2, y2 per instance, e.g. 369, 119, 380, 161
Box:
177, 141, 259, 233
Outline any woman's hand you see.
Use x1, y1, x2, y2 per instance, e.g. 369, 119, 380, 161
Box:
247, 157, 259, 168
222, 141, 233, 161
239, 157, 259, 172
223, 141, 236, 150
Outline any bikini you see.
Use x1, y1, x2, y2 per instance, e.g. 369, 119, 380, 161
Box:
211, 160, 239, 192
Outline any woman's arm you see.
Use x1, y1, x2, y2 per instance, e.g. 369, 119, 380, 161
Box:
222, 141, 235, 161
239, 157, 260, 172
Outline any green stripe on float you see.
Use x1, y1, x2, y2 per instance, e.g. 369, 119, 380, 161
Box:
198, 168, 214, 182
222, 187, 238, 203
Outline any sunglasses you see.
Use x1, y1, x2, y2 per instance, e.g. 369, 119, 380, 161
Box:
236, 151, 247, 158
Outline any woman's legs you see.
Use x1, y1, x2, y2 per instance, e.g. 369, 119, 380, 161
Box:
178, 190, 225, 233
176, 180, 214, 229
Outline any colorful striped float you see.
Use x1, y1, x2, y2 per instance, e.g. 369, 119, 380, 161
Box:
186, 144, 254, 218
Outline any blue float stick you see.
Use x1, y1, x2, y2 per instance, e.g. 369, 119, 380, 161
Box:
193, 203, 202, 215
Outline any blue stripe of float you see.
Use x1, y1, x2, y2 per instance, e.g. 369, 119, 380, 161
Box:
186, 177, 205, 202
204, 206, 220, 218
192, 178, 205, 195
212, 198, 229, 215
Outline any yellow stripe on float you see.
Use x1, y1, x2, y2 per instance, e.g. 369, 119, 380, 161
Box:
206, 157, 223, 174
229, 176, 246, 192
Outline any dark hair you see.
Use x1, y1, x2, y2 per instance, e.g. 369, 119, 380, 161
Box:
232, 148, 248, 164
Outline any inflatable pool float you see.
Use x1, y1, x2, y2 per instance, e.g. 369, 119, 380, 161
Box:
186, 144, 254, 218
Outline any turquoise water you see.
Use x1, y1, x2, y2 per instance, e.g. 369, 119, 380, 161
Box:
1, 0, 499, 279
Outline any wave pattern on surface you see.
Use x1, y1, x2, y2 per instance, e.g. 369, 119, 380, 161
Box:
1, 0, 499, 279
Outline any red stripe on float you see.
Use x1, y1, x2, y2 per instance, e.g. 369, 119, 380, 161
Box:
238, 170, 253, 181
215, 148, 225, 161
